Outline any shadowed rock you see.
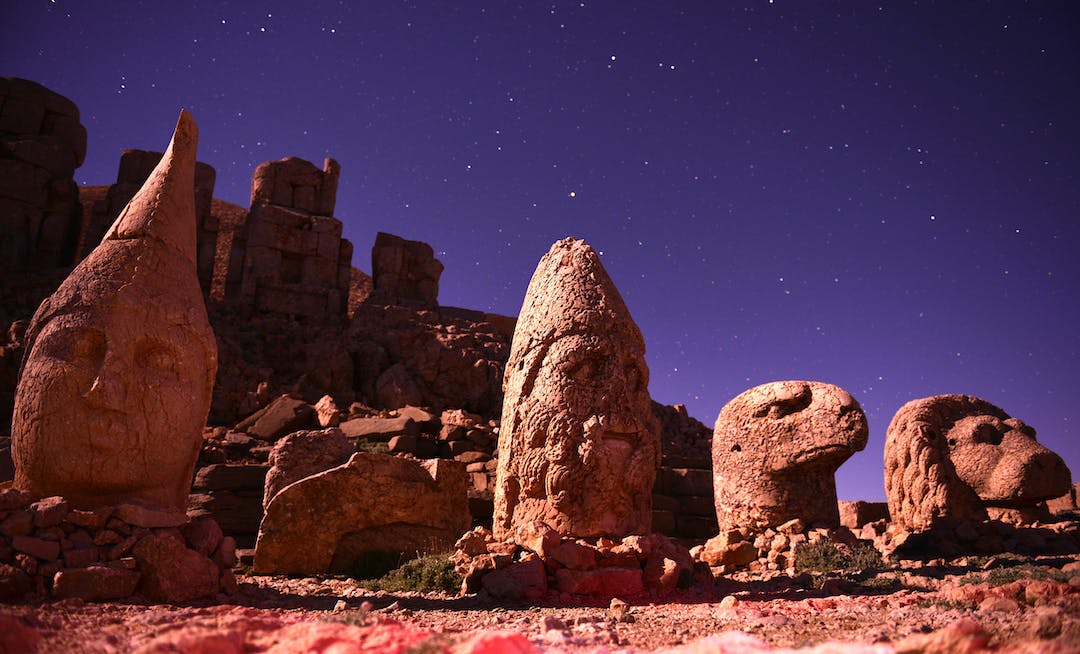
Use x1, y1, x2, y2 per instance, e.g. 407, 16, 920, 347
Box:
712, 380, 868, 535
11, 110, 217, 513
493, 237, 660, 540
885, 394, 1071, 531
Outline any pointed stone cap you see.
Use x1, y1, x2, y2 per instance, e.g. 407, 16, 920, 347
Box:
103, 109, 199, 267
509, 237, 644, 365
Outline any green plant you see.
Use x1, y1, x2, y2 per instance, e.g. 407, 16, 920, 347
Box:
960, 564, 1071, 587
354, 438, 390, 455
361, 554, 462, 593
325, 606, 372, 627
794, 540, 884, 574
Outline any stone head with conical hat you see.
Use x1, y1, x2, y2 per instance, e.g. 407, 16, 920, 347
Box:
493, 237, 660, 539
12, 111, 218, 512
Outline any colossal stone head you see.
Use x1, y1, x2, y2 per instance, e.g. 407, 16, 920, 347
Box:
12, 111, 217, 512
493, 238, 660, 540
712, 380, 868, 535
885, 394, 1071, 531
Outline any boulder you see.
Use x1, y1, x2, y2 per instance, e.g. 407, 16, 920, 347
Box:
254, 453, 469, 575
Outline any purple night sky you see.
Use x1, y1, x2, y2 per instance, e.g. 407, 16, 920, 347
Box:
4, 2, 1079, 502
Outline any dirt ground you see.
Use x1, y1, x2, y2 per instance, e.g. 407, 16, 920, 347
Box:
2, 555, 1079, 653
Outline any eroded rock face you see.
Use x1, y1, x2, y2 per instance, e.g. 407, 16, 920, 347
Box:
12, 111, 217, 513
885, 394, 1072, 531
712, 381, 868, 535
493, 237, 660, 540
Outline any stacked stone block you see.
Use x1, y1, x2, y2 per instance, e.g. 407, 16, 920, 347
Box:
370, 231, 444, 308
225, 156, 352, 322
0, 78, 86, 271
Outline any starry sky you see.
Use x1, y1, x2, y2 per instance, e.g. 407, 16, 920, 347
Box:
5, 2, 1079, 503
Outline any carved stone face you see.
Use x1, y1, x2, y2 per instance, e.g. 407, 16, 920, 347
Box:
516, 332, 656, 537
946, 414, 1069, 503
712, 380, 868, 534
13, 251, 214, 510
12, 110, 216, 512
493, 237, 660, 540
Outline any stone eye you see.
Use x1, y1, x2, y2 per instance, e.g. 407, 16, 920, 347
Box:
136, 340, 177, 373
72, 330, 106, 366
972, 423, 1003, 446
569, 357, 601, 384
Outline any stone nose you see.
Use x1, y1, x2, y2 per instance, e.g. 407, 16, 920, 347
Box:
1018, 449, 1072, 500
82, 352, 128, 411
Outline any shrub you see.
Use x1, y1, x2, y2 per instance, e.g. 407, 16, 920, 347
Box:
361, 554, 462, 594
794, 540, 884, 574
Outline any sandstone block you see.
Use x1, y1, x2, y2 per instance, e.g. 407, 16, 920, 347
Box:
236, 395, 317, 441
12, 535, 60, 560
262, 428, 352, 510
480, 557, 547, 601
254, 453, 469, 575
555, 567, 643, 596
133, 530, 220, 603
838, 500, 890, 529
192, 464, 269, 492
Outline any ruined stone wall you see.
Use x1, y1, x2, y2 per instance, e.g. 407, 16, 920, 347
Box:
370, 232, 444, 308
222, 156, 352, 323
0, 78, 86, 272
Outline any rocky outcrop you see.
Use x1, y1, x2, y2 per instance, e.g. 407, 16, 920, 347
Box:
0, 77, 86, 272
885, 394, 1072, 531
346, 303, 513, 418
254, 452, 470, 575
712, 381, 868, 536
493, 238, 661, 540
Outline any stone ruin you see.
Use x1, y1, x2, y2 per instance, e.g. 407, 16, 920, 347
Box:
885, 394, 1071, 532
2, 111, 231, 602
222, 156, 352, 323
711, 380, 869, 536
370, 231, 444, 308
0, 77, 87, 272
493, 237, 661, 541
3, 79, 1080, 610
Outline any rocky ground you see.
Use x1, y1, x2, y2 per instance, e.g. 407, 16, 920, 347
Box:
2, 554, 1078, 653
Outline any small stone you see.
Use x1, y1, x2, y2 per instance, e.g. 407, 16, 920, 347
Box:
11, 535, 60, 561
719, 595, 739, 608
113, 501, 187, 528
608, 597, 631, 623
30, 496, 69, 527
52, 566, 139, 601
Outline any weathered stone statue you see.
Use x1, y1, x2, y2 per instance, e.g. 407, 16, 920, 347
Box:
712, 381, 868, 535
12, 110, 217, 513
885, 394, 1071, 530
493, 237, 660, 540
